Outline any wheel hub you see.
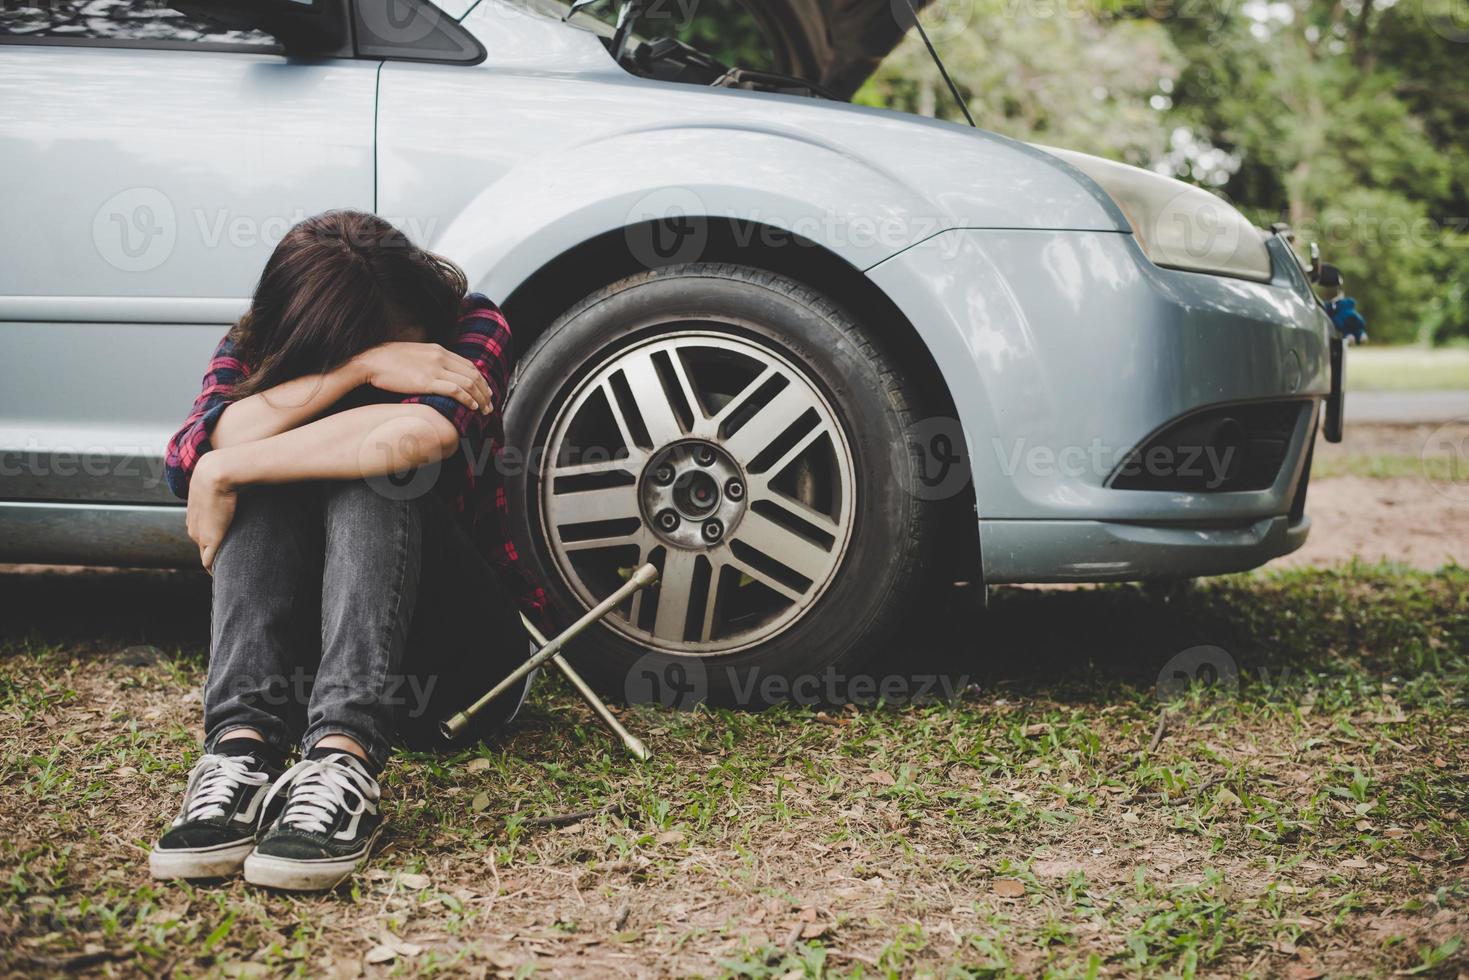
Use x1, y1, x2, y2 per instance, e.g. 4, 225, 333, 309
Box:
641, 441, 744, 548
539, 332, 856, 654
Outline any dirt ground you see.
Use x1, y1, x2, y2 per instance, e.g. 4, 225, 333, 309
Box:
1319, 421, 1466, 458
1275, 475, 1469, 569
1274, 423, 1469, 570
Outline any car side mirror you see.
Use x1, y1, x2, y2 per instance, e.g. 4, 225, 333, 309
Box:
170, 0, 352, 57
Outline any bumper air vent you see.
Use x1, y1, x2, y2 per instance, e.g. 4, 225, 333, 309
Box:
1108, 400, 1310, 493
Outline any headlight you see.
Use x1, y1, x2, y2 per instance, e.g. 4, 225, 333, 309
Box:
1039, 146, 1272, 283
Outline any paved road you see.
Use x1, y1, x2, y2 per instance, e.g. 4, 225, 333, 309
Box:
1346, 389, 1469, 424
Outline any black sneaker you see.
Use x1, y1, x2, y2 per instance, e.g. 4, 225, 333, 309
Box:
150, 741, 282, 880
243, 751, 383, 891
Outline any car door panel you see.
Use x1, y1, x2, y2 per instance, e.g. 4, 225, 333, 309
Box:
0, 46, 378, 509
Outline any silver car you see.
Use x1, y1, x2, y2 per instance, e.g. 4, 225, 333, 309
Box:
0, 0, 1339, 702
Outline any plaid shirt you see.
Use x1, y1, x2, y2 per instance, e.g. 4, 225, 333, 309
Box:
164, 293, 547, 625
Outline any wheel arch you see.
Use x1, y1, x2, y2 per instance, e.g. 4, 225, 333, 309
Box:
498, 218, 982, 581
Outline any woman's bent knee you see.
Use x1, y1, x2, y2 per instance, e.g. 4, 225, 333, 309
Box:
213, 483, 321, 576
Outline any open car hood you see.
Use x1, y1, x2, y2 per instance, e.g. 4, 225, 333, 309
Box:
751, 0, 933, 98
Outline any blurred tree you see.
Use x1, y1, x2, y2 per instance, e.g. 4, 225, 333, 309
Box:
855, 4, 1185, 167
1162, 0, 1465, 343
856, 0, 1469, 343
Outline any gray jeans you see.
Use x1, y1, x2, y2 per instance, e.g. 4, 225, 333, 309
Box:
204, 479, 528, 771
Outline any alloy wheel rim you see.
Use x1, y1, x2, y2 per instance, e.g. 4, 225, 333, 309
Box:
539, 329, 856, 655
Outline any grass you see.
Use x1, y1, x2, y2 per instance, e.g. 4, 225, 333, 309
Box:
1, 564, 1466, 977
1311, 453, 1462, 480
1347, 347, 1469, 391
1309, 418, 1468, 486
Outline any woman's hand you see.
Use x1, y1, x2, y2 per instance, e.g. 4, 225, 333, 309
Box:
187, 452, 238, 575
354, 342, 493, 416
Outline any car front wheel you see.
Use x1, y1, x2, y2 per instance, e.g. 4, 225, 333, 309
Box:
504, 263, 935, 706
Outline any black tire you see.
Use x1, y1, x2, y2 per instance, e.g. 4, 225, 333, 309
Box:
504, 263, 935, 707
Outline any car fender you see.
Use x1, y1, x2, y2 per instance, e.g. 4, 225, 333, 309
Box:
426, 124, 943, 302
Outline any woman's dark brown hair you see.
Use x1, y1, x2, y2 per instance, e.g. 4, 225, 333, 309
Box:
229, 210, 468, 398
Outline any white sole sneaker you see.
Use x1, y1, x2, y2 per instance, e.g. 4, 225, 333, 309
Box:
242, 827, 382, 891
149, 838, 256, 880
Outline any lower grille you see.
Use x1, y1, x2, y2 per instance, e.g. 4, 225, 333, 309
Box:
1108, 400, 1310, 493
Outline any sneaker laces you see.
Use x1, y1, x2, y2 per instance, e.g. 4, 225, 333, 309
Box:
263, 754, 379, 836
179, 753, 271, 823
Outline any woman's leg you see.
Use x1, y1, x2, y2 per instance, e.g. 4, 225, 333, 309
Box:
153, 484, 323, 882
395, 493, 532, 750
296, 478, 528, 757
204, 482, 324, 759
301, 479, 425, 772
244, 479, 423, 891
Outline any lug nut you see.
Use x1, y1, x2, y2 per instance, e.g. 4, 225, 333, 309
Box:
694, 446, 717, 466
653, 464, 675, 485
701, 519, 724, 543
656, 509, 680, 532
724, 479, 745, 501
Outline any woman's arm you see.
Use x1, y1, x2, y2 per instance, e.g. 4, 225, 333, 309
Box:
163, 335, 246, 499
180, 298, 509, 570
187, 403, 459, 572
206, 362, 366, 450
209, 343, 493, 450
205, 402, 458, 486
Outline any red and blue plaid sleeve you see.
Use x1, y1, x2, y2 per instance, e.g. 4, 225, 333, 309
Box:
402, 293, 511, 462
163, 333, 247, 499
483, 482, 550, 631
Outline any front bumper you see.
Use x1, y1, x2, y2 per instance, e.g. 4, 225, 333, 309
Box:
867, 227, 1334, 582
978, 513, 1311, 583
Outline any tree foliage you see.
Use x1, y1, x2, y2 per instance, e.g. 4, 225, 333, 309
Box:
856, 0, 1469, 343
